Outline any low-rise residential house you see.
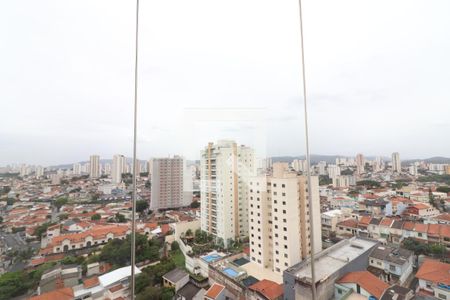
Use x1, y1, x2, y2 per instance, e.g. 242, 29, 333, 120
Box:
406, 203, 440, 219
162, 268, 189, 292
362, 199, 388, 216
368, 218, 381, 239
321, 210, 348, 237
368, 246, 414, 284
416, 259, 450, 300
42, 224, 130, 254
356, 215, 371, 238
334, 271, 389, 300
248, 279, 284, 300
432, 213, 450, 225
38, 264, 82, 295
413, 223, 428, 242
379, 218, 394, 239
175, 282, 205, 300
402, 222, 416, 240
30, 287, 74, 300
380, 285, 414, 300
205, 283, 226, 300
336, 219, 358, 238
389, 220, 404, 244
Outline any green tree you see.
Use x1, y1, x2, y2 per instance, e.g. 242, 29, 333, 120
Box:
190, 201, 200, 208
0, 271, 28, 300
171, 241, 180, 251
58, 213, 69, 221
137, 286, 162, 300
33, 222, 54, 240
91, 213, 101, 221
54, 196, 68, 211
0, 216, 3, 223
115, 213, 126, 223
135, 272, 152, 294
136, 200, 149, 214
437, 186, 450, 194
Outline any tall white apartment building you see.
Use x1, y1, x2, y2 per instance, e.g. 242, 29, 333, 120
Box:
327, 164, 341, 179
200, 140, 256, 248
35, 166, 44, 178
89, 155, 100, 178
292, 159, 307, 172
150, 156, 192, 210
392, 152, 401, 173
332, 175, 356, 188
72, 163, 81, 175
112, 155, 126, 184
317, 161, 327, 175
409, 165, 418, 176
104, 163, 111, 175
248, 163, 321, 274
355, 153, 365, 175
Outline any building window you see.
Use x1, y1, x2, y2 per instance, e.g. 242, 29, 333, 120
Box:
282, 184, 285, 188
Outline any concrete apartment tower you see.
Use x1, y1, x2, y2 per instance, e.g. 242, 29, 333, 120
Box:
89, 155, 100, 178
112, 154, 126, 184
200, 140, 256, 248
355, 153, 365, 175
150, 156, 192, 210
248, 162, 322, 274
392, 152, 401, 173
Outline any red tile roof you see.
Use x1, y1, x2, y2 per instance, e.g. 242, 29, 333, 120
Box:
29, 287, 74, 300
249, 279, 284, 300
337, 271, 389, 299
359, 216, 372, 225
427, 224, 441, 236
380, 218, 394, 227
337, 219, 359, 228
83, 276, 99, 288
205, 283, 225, 299
109, 284, 124, 293
416, 259, 450, 285
414, 223, 428, 233
403, 222, 415, 231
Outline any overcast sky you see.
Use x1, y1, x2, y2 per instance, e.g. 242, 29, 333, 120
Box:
1, 0, 449, 166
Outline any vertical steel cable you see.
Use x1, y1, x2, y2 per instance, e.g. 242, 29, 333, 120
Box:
298, 0, 317, 298
130, 0, 139, 298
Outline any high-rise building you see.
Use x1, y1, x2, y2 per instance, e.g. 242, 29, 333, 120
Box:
355, 153, 365, 175
327, 164, 341, 179
292, 159, 307, 172
392, 152, 401, 173
248, 163, 322, 274
409, 165, 418, 176
332, 175, 356, 188
150, 156, 192, 210
35, 166, 44, 178
73, 163, 81, 175
112, 154, 126, 184
89, 155, 100, 178
316, 161, 327, 175
200, 140, 256, 248
446, 165, 450, 175
104, 163, 111, 175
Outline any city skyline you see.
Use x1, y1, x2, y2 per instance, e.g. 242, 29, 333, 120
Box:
1, 0, 450, 166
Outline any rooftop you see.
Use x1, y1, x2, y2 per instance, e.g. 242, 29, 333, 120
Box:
416, 259, 450, 285
369, 246, 413, 265
163, 268, 188, 283
337, 271, 389, 299
98, 265, 141, 288
205, 283, 225, 299
249, 279, 284, 300
285, 237, 378, 285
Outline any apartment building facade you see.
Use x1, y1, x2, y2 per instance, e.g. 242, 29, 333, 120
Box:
248, 163, 322, 274
150, 156, 192, 210
200, 140, 256, 248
